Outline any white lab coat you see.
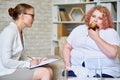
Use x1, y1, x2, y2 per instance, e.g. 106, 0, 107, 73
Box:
0, 22, 29, 76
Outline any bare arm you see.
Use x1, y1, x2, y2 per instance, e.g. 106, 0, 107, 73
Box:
88, 29, 118, 58
62, 42, 72, 70
94, 36, 118, 58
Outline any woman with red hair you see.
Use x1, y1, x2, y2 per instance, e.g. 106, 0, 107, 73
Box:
62, 5, 120, 78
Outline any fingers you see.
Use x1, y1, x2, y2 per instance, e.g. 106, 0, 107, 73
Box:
30, 59, 39, 67
30, 57, 49, 67
41, 57, 48, 61
65, 63, 71, 71
65, 66, 71, 71
39, 57, 48, 62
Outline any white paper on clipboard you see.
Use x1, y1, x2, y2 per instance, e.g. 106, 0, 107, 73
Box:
28, 58, 60, 69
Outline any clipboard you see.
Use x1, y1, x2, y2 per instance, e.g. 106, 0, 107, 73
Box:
28, 58, 60, 69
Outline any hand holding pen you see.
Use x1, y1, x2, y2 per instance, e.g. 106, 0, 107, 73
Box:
27, 56, 48, 67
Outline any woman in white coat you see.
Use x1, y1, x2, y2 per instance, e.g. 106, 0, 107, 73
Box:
0, 3, 53, 80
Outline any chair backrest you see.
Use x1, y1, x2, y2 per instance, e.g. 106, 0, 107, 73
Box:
58, 36, 67, 57
118, 47, 120, 60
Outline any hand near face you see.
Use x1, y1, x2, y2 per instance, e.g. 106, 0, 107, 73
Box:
88, 29, 100, 41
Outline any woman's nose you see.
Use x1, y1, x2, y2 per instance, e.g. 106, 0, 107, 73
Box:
94, 19, 97, 22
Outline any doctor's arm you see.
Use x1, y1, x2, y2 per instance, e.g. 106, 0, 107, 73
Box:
1, 29, 29, 69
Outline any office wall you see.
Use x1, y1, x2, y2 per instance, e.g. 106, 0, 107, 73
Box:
0, 0, 53, 58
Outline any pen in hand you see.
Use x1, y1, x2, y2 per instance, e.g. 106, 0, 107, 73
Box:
27, 56, 40, 66
27, 56, 33, 60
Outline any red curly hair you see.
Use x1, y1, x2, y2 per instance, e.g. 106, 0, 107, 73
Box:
85, 5, 114, 29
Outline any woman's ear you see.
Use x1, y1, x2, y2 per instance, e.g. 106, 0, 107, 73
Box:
19, 13, 24, 19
